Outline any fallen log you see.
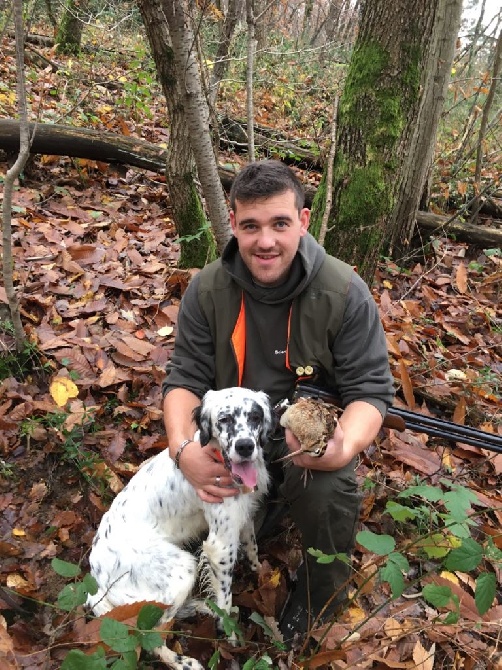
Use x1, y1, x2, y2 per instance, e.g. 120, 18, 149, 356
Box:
219, 116, 322, 169
416, 210, 502, 247
0, 119, 167, 173
1, 119, 500, 248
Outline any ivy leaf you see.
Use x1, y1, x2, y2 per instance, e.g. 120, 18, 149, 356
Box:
397, 485, 443, 502
52, 558, 81, 578
379, 552, 409, 598
308, 547, 350, 564
385, 501, 419, 522
57, 582, 89, 611
83, 573, 99, 596
139, 630, 164, 651
415, 533, 452, 559
356, 530, 395, 556
475, 572, 496, 615
444, 537, 483, 572
422, 584, 454, 608
100, 618, 139, 653
61, 649, 106, 669
137, 604, 164, 630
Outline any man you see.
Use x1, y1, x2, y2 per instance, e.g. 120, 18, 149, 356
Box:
162, 160, 394, 642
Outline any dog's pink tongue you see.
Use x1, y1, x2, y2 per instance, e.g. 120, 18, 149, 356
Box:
231, 462, 258, 489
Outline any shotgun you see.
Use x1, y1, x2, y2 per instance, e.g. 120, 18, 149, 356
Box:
293, 384, 502, 455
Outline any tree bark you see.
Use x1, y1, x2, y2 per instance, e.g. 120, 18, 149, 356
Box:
389, 0, 463, 254
310, 0, 462, 285
472, 28, 502, 224
161, 0, 232, 254
2, 0, 29, 350
138, 0, 214, 269
246, 0, 257, 160
415, 211, 502, 246
55, 0, 85, 55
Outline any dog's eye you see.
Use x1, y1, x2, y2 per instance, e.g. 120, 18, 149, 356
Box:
249, 410, 263, 424
218, 415, 233, 426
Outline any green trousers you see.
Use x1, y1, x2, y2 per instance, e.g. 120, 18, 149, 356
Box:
256, 436, 361, 614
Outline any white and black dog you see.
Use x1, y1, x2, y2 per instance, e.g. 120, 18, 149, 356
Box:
87, 387, 274, 669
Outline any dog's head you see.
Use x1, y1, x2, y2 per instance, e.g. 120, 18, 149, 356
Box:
193, 387, 274, 488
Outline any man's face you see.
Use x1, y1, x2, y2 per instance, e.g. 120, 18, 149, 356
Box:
229, 190, 310, 286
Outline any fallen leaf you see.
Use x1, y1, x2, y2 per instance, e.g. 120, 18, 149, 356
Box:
49, 377, 79, 407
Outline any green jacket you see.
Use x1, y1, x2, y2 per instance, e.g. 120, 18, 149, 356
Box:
163, 234, 394, 416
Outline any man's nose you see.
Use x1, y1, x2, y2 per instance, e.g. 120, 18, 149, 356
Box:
257, 227, 275, 247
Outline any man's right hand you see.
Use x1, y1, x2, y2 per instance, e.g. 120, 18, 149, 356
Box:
178, 440, 239, 503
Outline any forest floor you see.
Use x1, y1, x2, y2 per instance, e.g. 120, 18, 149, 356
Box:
0, 30, 501, 670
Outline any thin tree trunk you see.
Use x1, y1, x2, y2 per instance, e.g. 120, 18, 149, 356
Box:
2, 0, 29, 350
209, 0, 241, 107
318, 96, 339, 247
138, 0, 213, 268
246, 0, 256, 161
472, 28, 502, 224
161, 0, 231, 254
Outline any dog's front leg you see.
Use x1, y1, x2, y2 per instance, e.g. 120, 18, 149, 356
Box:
201, 526, 238, 614
240, 521, 260, 572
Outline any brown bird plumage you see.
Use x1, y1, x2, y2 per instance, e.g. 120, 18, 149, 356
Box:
279, 397, 339, 459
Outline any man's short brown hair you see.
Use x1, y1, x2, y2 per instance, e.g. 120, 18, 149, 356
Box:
229, 160, 305, 212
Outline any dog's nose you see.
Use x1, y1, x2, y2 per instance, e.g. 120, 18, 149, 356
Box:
234, 438, 255, 458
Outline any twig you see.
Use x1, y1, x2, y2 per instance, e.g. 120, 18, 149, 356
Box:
318, 95, 339, 247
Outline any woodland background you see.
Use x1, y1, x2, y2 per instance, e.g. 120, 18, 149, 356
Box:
0, 0, 501, 668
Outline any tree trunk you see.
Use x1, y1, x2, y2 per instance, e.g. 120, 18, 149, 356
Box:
55, 0, 85, 55
138, 0, 214, 269
209, 0, 241, 106
310, 0, 462, 285
246, 0, 256, 160
389, 0, 462, 255
2, 0, 29, 350
161, 0, 232, 255
472, 28, 502, 224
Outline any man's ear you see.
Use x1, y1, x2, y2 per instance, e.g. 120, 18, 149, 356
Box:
229, 209, 237, 235
299, 207, 310, 235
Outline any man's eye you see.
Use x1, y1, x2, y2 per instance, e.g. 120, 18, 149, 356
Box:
275, 221, 288, 229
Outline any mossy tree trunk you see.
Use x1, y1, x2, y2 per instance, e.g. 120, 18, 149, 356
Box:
55, 0, 85, 55
310, 0, 462, 284
138, 0, 215, 269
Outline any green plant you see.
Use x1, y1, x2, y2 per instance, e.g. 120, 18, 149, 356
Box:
53, 558, 165, 669
118, 46, 157, 121
310, 479, 500, 626
0, 458, 15, 478
0, 322, 51, 381
20, 408, 102, 484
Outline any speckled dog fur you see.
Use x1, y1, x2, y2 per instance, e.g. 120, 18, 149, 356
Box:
87, 387, 273, 670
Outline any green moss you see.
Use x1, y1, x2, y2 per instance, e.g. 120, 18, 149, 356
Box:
337, 164, 391, 231
339, 40, 408, 152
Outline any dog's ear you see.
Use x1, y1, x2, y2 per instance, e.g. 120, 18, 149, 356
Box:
192, 402, 212, 446
256, 392, 275, 446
